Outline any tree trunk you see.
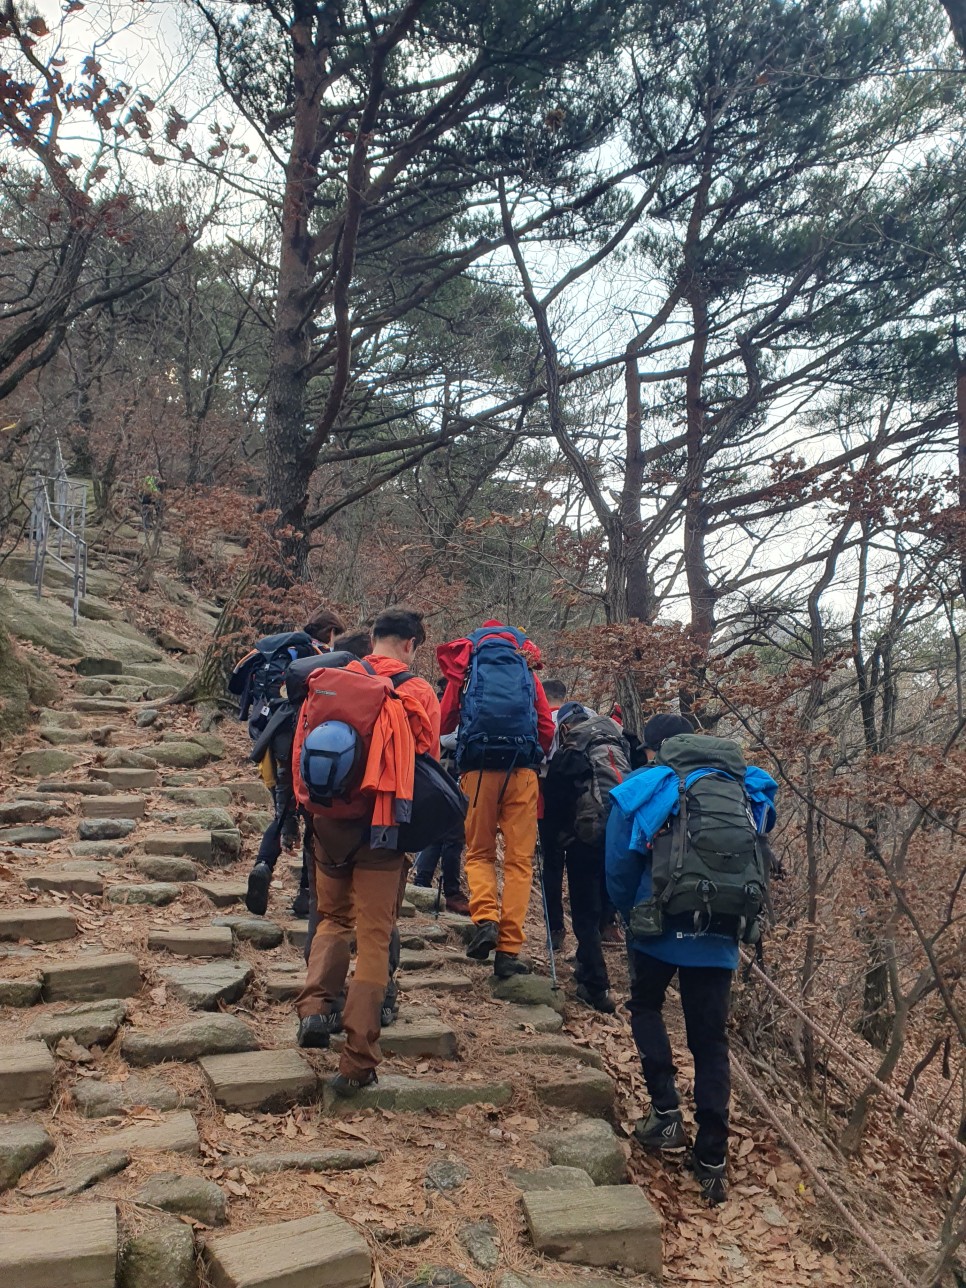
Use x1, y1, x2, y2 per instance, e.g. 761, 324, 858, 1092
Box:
263, 10, 327, 572
168, 568, 254, 706
840, 997, 909, 1154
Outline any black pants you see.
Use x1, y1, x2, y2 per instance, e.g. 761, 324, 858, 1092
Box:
627, 949, 733, 1166
411, 824, 464, 896
565, 841, 610, 994
538, 815, 566, 937
255, 730, 306, 888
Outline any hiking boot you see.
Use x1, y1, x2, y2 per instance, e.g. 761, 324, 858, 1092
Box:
329, 1069, 378, 1098
550, 928, 566, 952
290, 888, 310, 919
633, 1107, 688, 1152
381, 1003, 399, 1027
600, 922, 624, 946
692, 1156, 728, 1205
493, 951, 532, 979
575, 982, 616, 1014
411, 876, 433, 889
296, 1011, 341, 1049
445, 892, 471, 916
466, 919, 499, 960
245, 862, 272, 917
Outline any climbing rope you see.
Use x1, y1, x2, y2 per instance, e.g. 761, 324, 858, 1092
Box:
731, 1054, 920, 1288
739, 951, 966, 1159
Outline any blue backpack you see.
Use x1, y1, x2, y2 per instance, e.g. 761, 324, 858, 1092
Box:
455, 626, 541, 773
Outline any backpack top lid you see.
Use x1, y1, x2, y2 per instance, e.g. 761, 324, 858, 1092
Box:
255, 630, 317, 656
656, 733, 747, 780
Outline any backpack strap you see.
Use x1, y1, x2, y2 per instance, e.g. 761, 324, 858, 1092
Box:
390, 670, 415, 688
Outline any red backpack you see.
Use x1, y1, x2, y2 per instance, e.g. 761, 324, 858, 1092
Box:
292, 657, 403, 820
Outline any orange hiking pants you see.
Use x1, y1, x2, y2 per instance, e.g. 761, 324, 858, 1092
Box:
462, 768, 538, 954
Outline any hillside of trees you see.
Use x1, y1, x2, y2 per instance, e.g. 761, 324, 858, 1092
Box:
3, 0, 966, 1282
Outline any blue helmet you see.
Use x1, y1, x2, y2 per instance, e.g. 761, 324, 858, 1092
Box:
300, 721, 363, 805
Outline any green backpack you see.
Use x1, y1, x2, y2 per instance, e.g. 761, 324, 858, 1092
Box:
630, 734, 767, 944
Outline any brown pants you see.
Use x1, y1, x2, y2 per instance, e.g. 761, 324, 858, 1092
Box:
295, 817, 405, 1079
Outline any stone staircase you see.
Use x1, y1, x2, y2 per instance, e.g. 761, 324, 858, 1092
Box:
0, 619, 662, 1286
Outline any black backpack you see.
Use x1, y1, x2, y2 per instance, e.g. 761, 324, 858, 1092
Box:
635, 734, 768, 943
228, 632, 323, 736
551, 710, 632, 846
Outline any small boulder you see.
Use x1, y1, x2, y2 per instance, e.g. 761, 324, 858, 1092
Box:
425, 1157, 470, 1192
133, 856, 199, 882
79, 817, 136, 841
106, 882, 181, 906
136, 1171, 227, 1226
150, 742, 214, 769
490, 973, 566, 1013
459, 1222, 500, 1270
213, 916, 284, 949
118, 1216, 197, 1288
0, 1120, 53, 1190
136, 708, 160, 728
535, 1119, 627, 1186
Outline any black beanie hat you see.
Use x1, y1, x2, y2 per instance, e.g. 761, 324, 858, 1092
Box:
642, 713, 695, 751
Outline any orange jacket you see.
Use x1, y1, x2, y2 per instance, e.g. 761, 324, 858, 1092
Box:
360, 654, 440, 848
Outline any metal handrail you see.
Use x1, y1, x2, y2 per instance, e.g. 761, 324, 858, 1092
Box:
29, 470, 88, 625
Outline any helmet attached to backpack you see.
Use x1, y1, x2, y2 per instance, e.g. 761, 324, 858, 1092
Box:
299, 721, 364, 805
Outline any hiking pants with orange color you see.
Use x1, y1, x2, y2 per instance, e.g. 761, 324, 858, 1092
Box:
295, 817, 405, 1080
462, 767, 538, 954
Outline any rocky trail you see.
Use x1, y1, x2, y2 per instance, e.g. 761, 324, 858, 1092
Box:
0, 547, 873, 1288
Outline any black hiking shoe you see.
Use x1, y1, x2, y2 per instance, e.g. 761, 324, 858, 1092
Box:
692, 1156, 728, 1205
634, 1107, 688, 1152
550, 928, 566, 952
466, 920, 499, 960
411, 876, 433, 889
329, 1069, 378, 1098
296, 1011, 342, 1049
290, 887, 310, 918
575, 982, 616, 1014
245, 862, 272, 917
493, 951, 531, 979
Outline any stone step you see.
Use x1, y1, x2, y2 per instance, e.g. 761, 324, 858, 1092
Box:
283, 920, 308, 951
68, 697, 133, 714
498, 1036, 605, 1069
196, 879, 247, 908
150, 741, 217, 769
0, 1202, 118, 1288
490, 973, 566, 1012
333, 1013, 458, 1061
78, 794, 145, 818
204, 1210, 371, 1288
0, 1120, 54, 1191
199, 1049, 317, 1112
509, 1166, 595, 1193
265, 969, 301, 1001
149, 926, 234, 957
24, 868, 105, 896
26, 1150, 130, 1198
322, 1073, 510, 1116
533, 1068, 616, 1116
42, 952, 141, 1002
398, 948, 441, 971
0, 798, 69, 824
143, 829, 213, 861
136, 1171, 227, 1225
402, 922, 449, 945
220, 1147, 381, 1175
26, 999, 126, 1048
133, 855, 199, 881
34, 779, 113, 795
91, 766, 158, 790
161, 786, 233, 807
73, 1074, 196, 1118
105, 881, 181, 906
0, 824, 65, 845
77, 817, 138, 843
14, 748, 80, 777
503, 1005, 564, 1033
214, 916, 284, 949
399, 971, 473, 993
122, 1014, 257, 1066
75, 1109, 199, 1156
522, 1185, 661, 1277
0, 906, 76, 943
224, 779, 273, 805
0, 977, 42, 1006
0, 1042, 55, 1112
159, 961, 253, 1010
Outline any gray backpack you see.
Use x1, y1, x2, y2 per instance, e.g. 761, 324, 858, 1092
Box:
630, 734, 767, 944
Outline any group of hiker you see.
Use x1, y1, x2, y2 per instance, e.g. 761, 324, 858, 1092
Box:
230, 610, 780, 1206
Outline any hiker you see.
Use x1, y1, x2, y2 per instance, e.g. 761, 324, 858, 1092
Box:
140, 475, 162, 532
538, 677, 569, 951
411, 678, 470, 915
294, 607, 444, 1095
229, 608, 345, 918
606, 714, 779, 1205
544, 701, 631, 1012
438, 620, 554, 977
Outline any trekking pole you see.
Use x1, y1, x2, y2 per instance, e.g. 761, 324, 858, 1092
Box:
534, 842, 558, 989
434, 868, 443, 919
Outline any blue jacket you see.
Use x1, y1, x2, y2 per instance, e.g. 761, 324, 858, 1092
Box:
605, 764, 778, 970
